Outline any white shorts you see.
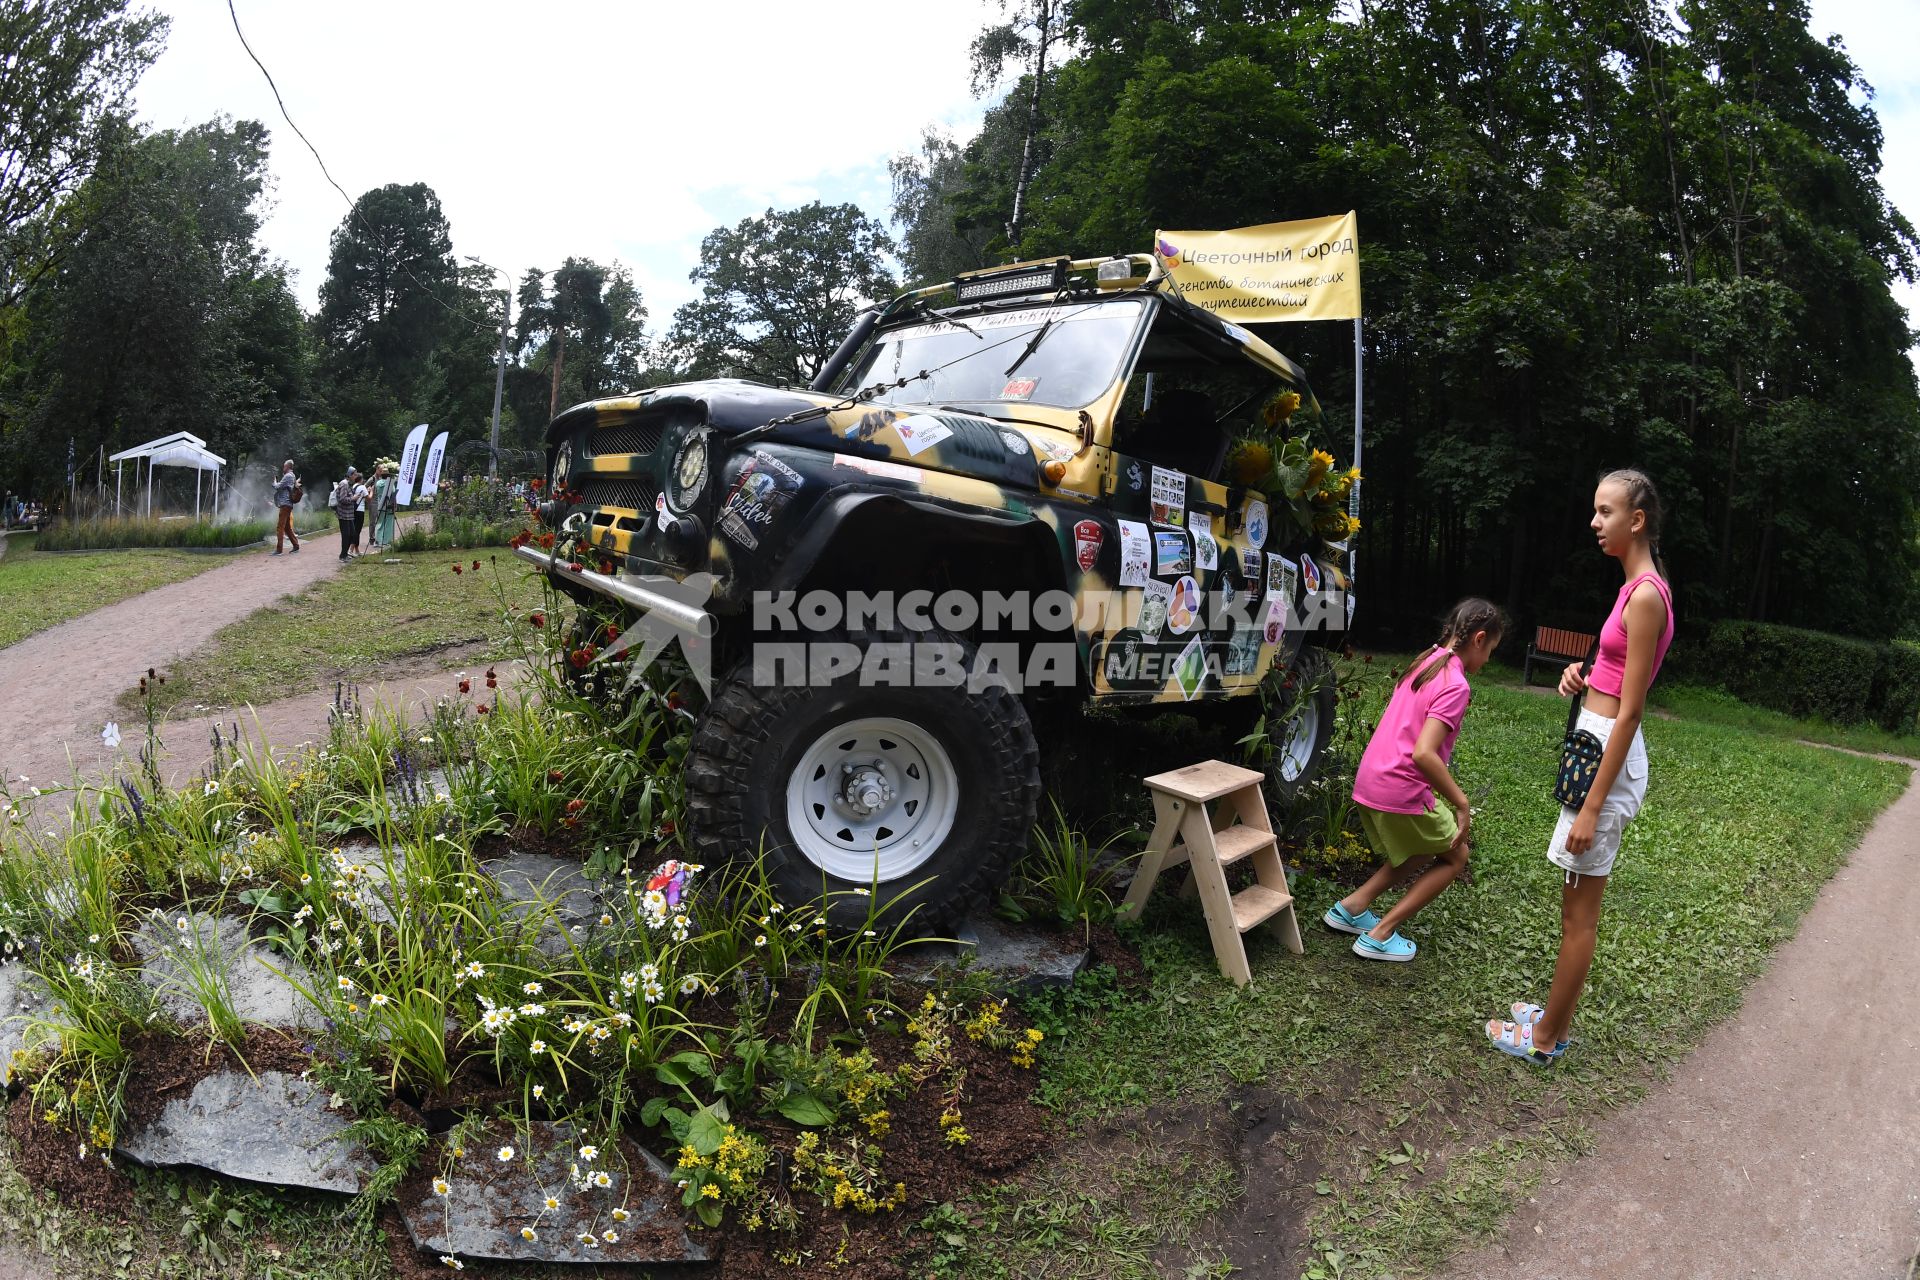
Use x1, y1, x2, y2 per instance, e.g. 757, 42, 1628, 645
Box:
1546, 707, 1648, 880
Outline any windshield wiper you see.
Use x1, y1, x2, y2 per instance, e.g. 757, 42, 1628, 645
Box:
914, 302, 982, 339
1002, 317, 1055, 378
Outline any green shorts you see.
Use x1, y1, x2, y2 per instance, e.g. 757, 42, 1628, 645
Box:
1358, 802, 1460, 867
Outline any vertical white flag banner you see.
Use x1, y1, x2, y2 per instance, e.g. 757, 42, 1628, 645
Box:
420, 432, 450, 500
395, 423, 430, 505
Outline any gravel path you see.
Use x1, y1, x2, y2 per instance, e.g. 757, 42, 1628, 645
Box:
1437, 752, 1920, 1279
0, 543, 347, 788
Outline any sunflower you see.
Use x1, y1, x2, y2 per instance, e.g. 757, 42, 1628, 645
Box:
1227, 441, 1274, 486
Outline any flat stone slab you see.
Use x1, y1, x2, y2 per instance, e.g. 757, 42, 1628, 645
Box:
132, 911, 320, 1030
482, 852, 607, 956
400, 1120, 706, 1265
115, 1068, 374, 1193
897, 915, 1090, 990
0, 962, 64, 1085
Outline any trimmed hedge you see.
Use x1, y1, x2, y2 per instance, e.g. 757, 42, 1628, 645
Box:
1699, 620, 1920, 732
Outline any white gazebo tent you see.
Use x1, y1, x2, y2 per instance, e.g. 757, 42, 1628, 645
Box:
108, 432, 227, 519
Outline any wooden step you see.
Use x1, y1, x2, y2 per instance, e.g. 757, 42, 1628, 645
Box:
1143, 759, 1265, 804
1211, 825, 1277, 866
1230, 884, 1294, 932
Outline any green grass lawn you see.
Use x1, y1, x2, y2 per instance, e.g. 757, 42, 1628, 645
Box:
0, 537, 232, 649
1471, 652, 1920, 759
926, 672, 1911, 1279
135, 551, 543, 713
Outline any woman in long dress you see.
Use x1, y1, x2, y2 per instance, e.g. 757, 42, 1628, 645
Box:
373, 464, 398, 548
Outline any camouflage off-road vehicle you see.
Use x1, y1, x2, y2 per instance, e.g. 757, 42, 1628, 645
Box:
521, 254, 1352, 927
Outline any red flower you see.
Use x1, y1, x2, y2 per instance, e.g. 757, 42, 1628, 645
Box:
509, 530, 529, 549
598, 560, 614, 576
665, 692, 684, 712
567, 561, 583, 573
471, 560, 480, 572
485, 667, 497, 689
603, 625, 621, 643
458, 678, 471, 694
530, 478, 544, 490
530, 611, 546, 629
660, 818, 676, 836
476, 704, 490, 715
565, 798, 586, 815
548, 769, 565, 784
452, 564, 463, 576
538, 532, 555, 549
569, 646, 598, 670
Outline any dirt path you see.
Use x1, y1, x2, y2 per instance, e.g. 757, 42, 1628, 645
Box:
0, 541, 347, 788
1436, 753, 1920, 1279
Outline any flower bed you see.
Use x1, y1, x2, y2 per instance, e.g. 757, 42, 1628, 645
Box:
0, 569, 1063, 1277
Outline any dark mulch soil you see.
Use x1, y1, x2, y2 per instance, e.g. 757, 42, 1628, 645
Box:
709, 1034, 1053, 1280
4, 1088, 135, 1218
6, 1025, 317, 1219
119, 1025, 317, 1135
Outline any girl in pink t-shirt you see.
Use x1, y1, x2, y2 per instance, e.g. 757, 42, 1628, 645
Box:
1325, 599, 1508, 962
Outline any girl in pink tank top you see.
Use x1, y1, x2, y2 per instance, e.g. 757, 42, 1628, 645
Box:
1487, 469, 1674, 1065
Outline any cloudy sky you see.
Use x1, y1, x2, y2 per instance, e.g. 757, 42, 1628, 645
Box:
134, 0, 1915, 351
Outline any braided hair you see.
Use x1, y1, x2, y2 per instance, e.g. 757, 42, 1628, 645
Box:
1600, 468, 1668, 580
1404, 597, 1511, 691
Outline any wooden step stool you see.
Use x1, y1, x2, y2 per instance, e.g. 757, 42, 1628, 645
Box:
1119, 759, 1304, 986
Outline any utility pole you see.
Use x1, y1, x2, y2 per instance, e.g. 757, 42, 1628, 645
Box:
488, 287, 510, 478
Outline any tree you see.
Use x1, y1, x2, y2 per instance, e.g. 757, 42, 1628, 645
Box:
0, 0, 167, 313
970, 0, 1070, 245
668, 203, 896, 388
894, 0, 1920, 636
515, 258, 647, 422
315, 183, 464, 403
1, 118, 309, 492
889, 128, 1001, 285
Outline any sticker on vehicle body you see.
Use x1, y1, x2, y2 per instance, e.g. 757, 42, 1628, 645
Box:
1168, 576, 1201, 635
1127, 460, 1145, 492
892, 414, 954, 456
1246, 499, 1269, 549
1174, 634, 1208, 700
1117, 520, 1150, 587
1301, 554, 1322, 595
655, 493, 672, 532
1264, 593, 1288, 646
1073, 519, 1103, 572
1194, 529, 1219, 572
1267, 553, 1298, 600
1139, 579, 1172, 636
999, 429, 1028, 455
833, 454, 920, 483
1000, 378, 1038, 401
1150, 466, 1186, 527
1242, 547, 1262, 580
1225, 625, 1262, 676
1154, 530, 1191, 576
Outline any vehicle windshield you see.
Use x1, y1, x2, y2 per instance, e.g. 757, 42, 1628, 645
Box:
840, 299, 1143, 412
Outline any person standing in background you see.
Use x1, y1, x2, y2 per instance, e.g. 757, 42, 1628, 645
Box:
271, 460, 301, 555
332, 467, 361, 561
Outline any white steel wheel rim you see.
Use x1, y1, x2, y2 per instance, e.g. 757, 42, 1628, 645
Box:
785, 716, 960, 883
1277, 695, 1321, 782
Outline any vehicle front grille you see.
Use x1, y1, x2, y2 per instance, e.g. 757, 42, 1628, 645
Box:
576, 477, 658, 513
589, 421, 665, 456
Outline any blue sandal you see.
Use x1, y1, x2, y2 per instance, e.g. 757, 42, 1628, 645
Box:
1485, 1016, 1564, 1065
1323, 902, 1382, 936
1506, 1002, 1573, 1053
1352, 930, 1417, 962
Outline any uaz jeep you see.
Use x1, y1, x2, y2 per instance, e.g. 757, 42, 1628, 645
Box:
521, 254, 1352, 926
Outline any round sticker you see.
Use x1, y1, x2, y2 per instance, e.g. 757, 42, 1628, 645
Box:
1168, 576, 1201, 635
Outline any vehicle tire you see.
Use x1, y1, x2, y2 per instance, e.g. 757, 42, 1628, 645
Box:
1263, 645, 1338, 807
684, 627, 1041, 932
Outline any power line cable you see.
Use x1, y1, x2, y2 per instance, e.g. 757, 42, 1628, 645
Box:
225, 0, 496, 334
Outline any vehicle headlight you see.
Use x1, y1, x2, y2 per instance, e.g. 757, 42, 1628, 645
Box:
669, 435, 707, 511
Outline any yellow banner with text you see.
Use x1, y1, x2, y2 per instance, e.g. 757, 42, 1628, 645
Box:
1154, 212, 1362, 322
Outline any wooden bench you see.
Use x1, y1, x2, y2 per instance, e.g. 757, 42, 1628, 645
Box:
1523, 626, 1596, 687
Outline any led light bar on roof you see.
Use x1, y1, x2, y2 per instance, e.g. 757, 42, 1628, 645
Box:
953, 259, 1069, 302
